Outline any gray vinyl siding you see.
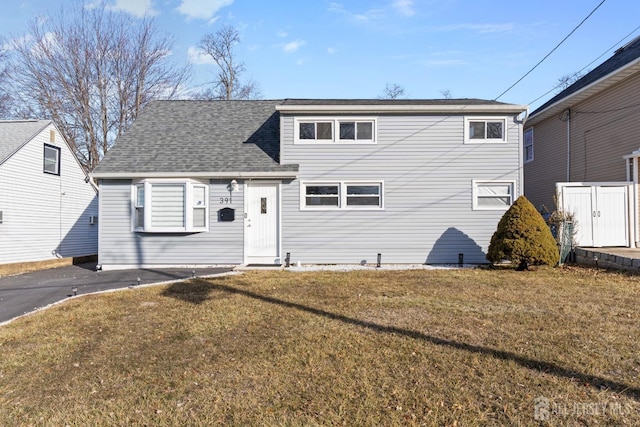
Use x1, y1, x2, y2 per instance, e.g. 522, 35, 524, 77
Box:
280, 114, 522, 264
98, 179, 244, 268
525, 70, 640, 214
0, 124, 98, 264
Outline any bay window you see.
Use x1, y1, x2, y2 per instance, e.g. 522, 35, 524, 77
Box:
133, 180, 209, 232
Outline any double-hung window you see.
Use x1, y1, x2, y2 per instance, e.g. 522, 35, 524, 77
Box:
524, 128, 534, 163
43, 144, 61, 175
296, 118, 376, 143
464, 118, 507, 143
133, 180, 209, 232
302, 182, 383, 210
472, 180, 515, 210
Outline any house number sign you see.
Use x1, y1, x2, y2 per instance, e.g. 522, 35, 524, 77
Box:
219, 197, 232, 204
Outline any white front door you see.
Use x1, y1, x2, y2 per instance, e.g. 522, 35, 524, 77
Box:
245, 182, 280, 264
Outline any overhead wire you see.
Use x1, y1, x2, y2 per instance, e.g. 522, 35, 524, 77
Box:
527, 24, 640, 107
494, 0, 607, 101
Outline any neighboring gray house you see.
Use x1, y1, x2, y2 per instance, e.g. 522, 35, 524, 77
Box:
524, 36, 640, 248
92, 99, 527, 269
0, 120, 98, 265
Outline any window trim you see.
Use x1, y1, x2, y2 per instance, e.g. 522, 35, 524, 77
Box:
294, 117, 377, 144
464, 117, 507, 144
472, 180, 515, 211
132, 179, 209, 233
524, 127, 534, 163
43, 144, 61, 175
300, 181, 384, 210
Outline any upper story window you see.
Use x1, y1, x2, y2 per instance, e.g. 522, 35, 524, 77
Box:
464, 118, 507, 144
132, 179, 208, 232
43, 144, 60, 175
524, 128, 534, 163
295, 118, 377, 144
301, 181, 383, 210
300, 122, 333, 140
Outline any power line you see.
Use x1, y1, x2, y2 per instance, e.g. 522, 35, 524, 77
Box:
494, 0, 607, 101
527, 24, 640, 106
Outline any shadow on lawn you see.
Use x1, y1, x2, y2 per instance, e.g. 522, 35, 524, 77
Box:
163, 278, 640, 401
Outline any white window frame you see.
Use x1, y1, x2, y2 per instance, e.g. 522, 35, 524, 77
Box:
300, 181, 384, 210
524, 127, 534, 163
43, 144, 61, 175
472, 180, 515, 211
132, 179, 209, 232
464, 117, 507, 144
294, 117, 377, 144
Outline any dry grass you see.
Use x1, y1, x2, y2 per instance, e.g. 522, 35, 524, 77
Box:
1, 267, 639, 425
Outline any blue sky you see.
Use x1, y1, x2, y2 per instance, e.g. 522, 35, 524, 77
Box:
1, 0, 638, 110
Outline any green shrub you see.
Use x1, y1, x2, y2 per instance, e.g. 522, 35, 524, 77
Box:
487, 195, 559, 270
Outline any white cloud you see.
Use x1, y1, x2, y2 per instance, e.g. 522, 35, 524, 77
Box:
327, 47, 337, 54
187, 46, 215, 65
277, 30, 288, 38
392, 0, 415, 16
435, 23, 515, 34
176, 0, 234, 21
105, 0, 158, 17
283, 39, 305, 53
328, 2, 384, 23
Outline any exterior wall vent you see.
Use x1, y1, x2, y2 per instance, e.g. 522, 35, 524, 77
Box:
89, 215, 98, 225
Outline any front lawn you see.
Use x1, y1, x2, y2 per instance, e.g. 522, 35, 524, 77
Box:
1, 267, 639, 425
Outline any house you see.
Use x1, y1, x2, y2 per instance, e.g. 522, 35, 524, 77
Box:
524, 36, 640, 248
92, 99, 527, 269
0, 120, 98, 265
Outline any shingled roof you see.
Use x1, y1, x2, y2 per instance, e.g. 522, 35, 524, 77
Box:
0, 120, 51, 165
93, 100, 299, 178
529, 36, 640, 123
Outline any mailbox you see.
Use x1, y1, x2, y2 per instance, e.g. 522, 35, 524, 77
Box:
219, 207, 235, 222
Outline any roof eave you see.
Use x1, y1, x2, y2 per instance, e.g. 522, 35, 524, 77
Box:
275, 104, 528, 114
91, 171, 299, 179
528, 58, 640, 125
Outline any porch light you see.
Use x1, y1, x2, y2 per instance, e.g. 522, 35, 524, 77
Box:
227, 180, 239, 193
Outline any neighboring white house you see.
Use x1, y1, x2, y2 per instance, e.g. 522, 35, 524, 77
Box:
92, 99, 527, 269
0, 120, 98, 265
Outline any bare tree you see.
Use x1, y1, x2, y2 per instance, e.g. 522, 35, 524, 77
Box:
0, 40, 11, 117
557, 71, 585, 92
439, 89, 452, 99
198, 25, 262, 100
6, 3, 190, 170
378, 83, 406, 100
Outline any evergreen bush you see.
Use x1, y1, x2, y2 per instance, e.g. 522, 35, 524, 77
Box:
487, 195, 559, 270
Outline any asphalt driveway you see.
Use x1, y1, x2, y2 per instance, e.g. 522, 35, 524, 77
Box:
0, 263, 233, 324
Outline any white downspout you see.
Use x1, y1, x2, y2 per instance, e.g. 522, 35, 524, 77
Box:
566, 109, 571, 182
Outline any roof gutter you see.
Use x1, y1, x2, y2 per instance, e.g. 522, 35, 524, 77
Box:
91, 171, 299, 180
275, 104, 528, 114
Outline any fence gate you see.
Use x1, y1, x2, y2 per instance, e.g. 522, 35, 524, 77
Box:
558, 184, 629, 247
